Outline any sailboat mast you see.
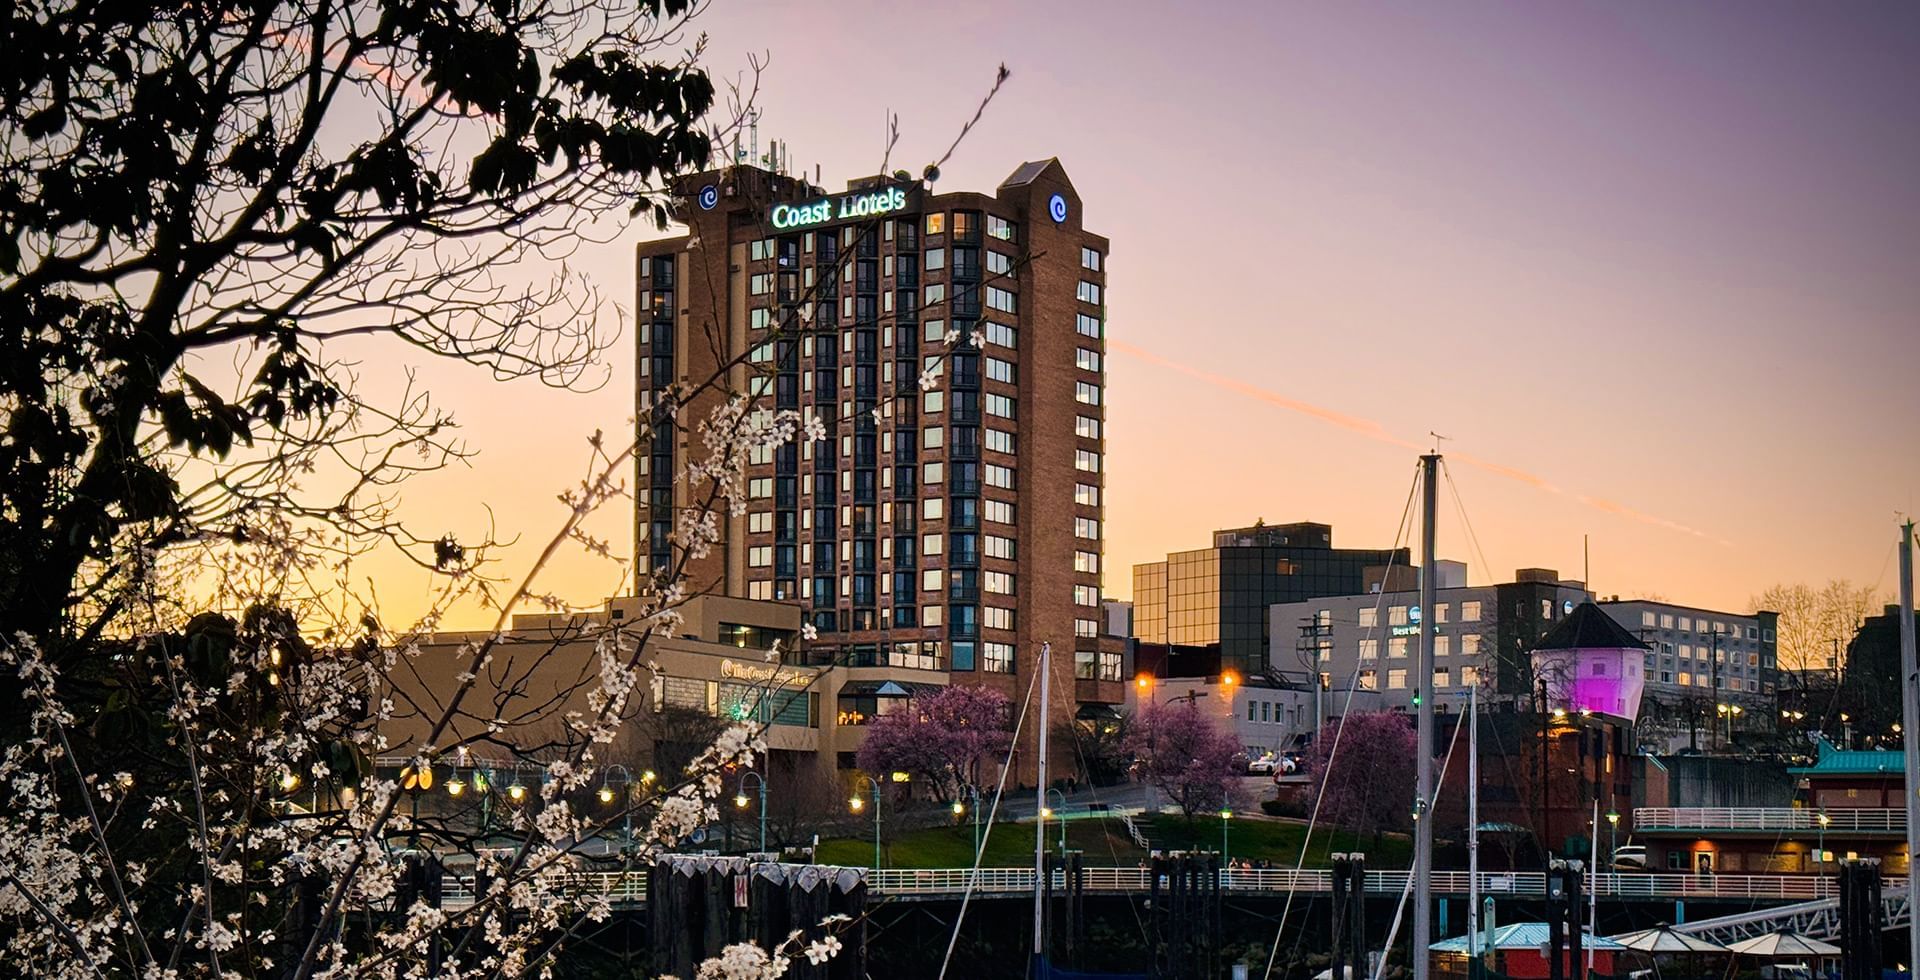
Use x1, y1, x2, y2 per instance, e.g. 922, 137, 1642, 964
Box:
1467, 681, 1480, 963
1897, 521, 1917, 978
1034, 640, 1052, 966
1414, 454, 1439, 980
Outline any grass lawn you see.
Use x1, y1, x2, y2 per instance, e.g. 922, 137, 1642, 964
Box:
1141, 814, 1412, 869
812, 815, 1412, 869
815, 818, 1142, 869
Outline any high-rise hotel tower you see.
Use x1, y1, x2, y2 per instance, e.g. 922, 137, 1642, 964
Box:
635, 160, 1124, 777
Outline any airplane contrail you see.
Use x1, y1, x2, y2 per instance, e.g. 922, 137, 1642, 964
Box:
1106, 339, 1721, 543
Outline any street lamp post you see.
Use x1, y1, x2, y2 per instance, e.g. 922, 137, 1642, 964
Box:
953, 785, 982, 861
1045, 788, 1068, 854
600, 764, 633, 855
850, 776, 882, 868
1220, 809, 1233, 866
1817, 811, 1831, 868
736, 770, 768, 853
1606, 811, 1619, 866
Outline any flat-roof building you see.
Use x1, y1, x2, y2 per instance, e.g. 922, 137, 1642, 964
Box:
634, 160, 1120, 780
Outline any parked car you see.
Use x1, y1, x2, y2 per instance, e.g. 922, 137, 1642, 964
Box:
1612, 844, 1648, 870
1246, 755, 1278, 775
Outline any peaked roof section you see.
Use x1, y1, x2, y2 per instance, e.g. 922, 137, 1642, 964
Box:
1789, 736, 1907, 775
1431, 923, 1627, 952
999, 158, 1060, 188
1533, 601, 1650, 651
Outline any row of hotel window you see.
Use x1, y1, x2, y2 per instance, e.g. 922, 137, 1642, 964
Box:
729, 311, 1105, 347
743, 522, 1099, 566
1638, 611, 1770, 641
1649, 672, 1760, 692
1336, 666, 1483, 691
737, 451, 1100, 495
1321, 634, 1485, 660
740, 560, 1098, 602
716, 494, 1104, 535
1346, 602, 1480, 627
1644, 648, 1765, 667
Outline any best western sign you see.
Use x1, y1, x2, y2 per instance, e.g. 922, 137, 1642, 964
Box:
770, 185, 912, 230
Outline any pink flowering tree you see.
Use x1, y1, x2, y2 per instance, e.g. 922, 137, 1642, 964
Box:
1126, 701, 1246, 820
1308, 711, 1419, 844
856, 685, 1013, 803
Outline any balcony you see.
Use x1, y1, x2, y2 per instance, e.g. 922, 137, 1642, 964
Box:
1633, 807, 1906, 835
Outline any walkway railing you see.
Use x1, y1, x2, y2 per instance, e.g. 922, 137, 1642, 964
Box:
1633, 807, 1905, 832
433, 868, 1882, 909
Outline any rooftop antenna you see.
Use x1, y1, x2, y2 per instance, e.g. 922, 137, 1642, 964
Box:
747, 108, 760, 168
1429, 430, 1449, 454
1583, 534, 1591, 593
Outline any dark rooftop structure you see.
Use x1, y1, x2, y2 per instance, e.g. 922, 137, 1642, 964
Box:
1534, 601, 1651, 652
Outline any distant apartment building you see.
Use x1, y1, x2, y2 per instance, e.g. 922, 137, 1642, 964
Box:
1595, 600, 1778, 720
1269, 567, 1593, 712
1131, 522, 1408, 678
633, 159, 1121, 781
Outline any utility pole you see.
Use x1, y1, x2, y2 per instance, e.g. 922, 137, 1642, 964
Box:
1413, 453, 1439, 980
1033, 640, 1052, 973
1466, 681, 1481, 965
1897, 519, 1917, 979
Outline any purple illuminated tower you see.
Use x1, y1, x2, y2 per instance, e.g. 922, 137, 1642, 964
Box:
1530, 602, 1650, 722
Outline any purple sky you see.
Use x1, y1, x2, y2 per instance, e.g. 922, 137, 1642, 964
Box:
360, 1, 1920, 625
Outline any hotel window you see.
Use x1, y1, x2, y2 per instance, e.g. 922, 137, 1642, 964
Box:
922, 533, 943, 557
1433, 667, 1451, 689
924, 248, 946, 271
1075, 381, 1101, 405
986, 571, 1015, 595
1075, 618, 1098, 638
1390, 605, 1409, 626
1075, 483, 1100, 507
1081, 247, 1101, 271
922, 569, 942, 592
1359, 670, 1378, 691
1678, 616, 1692, 632
986, 250, 1013, 275
1076, 415, 1101, 439
1435, 635, 1451, 657
1077, 280, 1101, 304
924, 390, 944, 413
1360, 639, 1379, 661
1075, 348, 1101, 372
1678, 672, 1691, 686
922, 497, 944, 520
985, 606, 1015, 631
986, 464, 1015, 489
1076, 313, 1102, 339
1661, 614, 1674, 629
984, 642, 1014, 673
986, 500, 1015, 524
986, 393, 1016, 419
748, 511, 774, 534
923, 319, 946, 343
748, 546, 772, 568
749, 239, 772, 261
923, 605, 943, 627
985, 429, 1016, 454
750, 273, 772, 295
924, 426, 944, 449
1074, 551, 1100, 574
987, 535, 1016, 560
1248, 702, 1257, 722
749, 478, 773, 499
1074, 584, 1099, 606
1461, 665, 1480, 687
1387, 669, 1407, 690
1642, 611, 1657, 627
751, 308, 772, 330
984, 321, 1017, 348
1359, 607, 1378, 628
1075, 517, 1100, 539
926, 213, 945, 235
1460, 600, 1482, 622
987, 215, 1017, 242
923, 461, 945, 485
924, 283, 945, 307
749, 581, 772, 600
1461, 634, 1482, 656
1389, 637, 1409, 659
986, 357, 1016, 383
1433, 603, 1449, 623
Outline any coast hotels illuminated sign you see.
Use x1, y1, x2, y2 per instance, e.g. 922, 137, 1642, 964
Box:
771, 186, 911, 230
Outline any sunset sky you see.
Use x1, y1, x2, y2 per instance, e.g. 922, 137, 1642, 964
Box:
344, 0, 1920, 629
